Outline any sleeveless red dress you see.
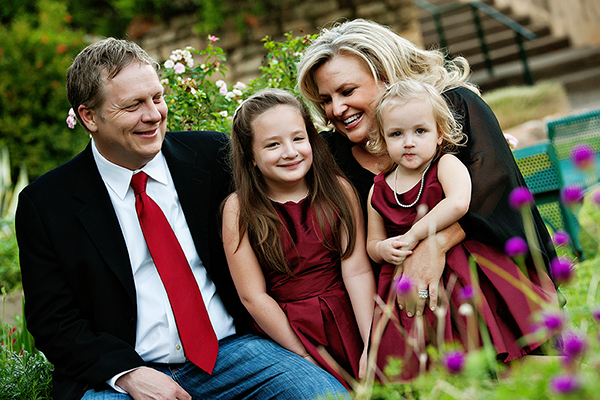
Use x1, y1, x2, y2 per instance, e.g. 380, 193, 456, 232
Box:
259, 197, 363, 387
371, 161, 557, 380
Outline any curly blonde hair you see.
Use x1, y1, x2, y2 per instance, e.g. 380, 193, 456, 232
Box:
367, 80, 467, 172
297, 18, 478, 129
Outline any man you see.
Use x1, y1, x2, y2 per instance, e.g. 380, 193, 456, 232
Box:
16, 38, 348, 399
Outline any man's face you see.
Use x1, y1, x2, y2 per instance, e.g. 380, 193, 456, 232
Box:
81, 62, 168, 170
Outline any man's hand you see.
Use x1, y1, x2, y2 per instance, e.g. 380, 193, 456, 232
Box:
116, 367, 191, 400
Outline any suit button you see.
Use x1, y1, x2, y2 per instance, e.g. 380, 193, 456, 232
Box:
128, 317, 134, 324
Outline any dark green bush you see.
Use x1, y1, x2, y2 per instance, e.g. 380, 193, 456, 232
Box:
0, 221, 20, 294
0, 0, 88, 181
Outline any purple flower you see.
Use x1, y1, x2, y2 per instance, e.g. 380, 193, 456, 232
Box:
560, 331, 587, 359
173, 62, 186, 74
550, 256, 575, 284
443, 350, 465, 374
394, 276, 413, 296
509, 187, 534, 210
570, 143, 595, 170
458, 285, 474, 302
561, 185, 584, 207
550, 374, 580, 394
505, 236, 528, 257
592, 308, 600, 321
541, 310, 564, 332
552, 230, 571, 247
592, 189, 600, 206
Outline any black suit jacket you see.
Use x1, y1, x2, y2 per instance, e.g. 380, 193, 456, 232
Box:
16, 131, 249, 399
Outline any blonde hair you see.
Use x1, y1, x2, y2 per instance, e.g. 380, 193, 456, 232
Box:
297, 18, 478, 128
229, 88, 358, 275
367, 80, 467, 172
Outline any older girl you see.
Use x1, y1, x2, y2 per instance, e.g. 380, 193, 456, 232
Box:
222, 88, 375, 386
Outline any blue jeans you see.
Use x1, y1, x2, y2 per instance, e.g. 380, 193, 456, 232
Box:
82, 334, 349, 399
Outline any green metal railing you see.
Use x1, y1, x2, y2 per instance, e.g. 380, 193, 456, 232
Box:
413, 0, 536, 85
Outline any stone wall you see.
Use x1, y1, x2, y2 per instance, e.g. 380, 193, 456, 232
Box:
494, 0, 600, 47
135, 0, 421, 84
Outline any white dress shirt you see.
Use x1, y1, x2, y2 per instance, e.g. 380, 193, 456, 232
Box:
91, 140, 235, 390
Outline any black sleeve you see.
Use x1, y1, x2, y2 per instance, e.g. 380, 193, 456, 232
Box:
444, 87, 556, 267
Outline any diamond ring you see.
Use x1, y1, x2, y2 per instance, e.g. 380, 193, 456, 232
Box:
418, 289, 429, 299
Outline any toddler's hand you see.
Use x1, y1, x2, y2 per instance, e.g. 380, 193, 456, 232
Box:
377, 237, 412, 265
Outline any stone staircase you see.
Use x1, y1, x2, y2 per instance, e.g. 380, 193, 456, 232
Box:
416, 0, 600, 101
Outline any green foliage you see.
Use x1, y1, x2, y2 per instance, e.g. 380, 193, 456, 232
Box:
0, 0, 89, 181
1, 291, 52, 399
1, 147, 28, 221
162, 32, 315, 134
248, 32, 318, 95
482, 81, 570, 130
578, 192, 600, 260
161, 38, 241, 133
0, 347, 53, 399
0, 222, 20, 295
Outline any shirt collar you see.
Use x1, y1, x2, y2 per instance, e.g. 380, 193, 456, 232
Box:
91, 138, 169, 200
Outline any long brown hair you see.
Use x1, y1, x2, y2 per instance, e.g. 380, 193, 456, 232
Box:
229, 88, 358, 275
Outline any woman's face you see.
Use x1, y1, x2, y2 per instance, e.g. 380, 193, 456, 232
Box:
313, 54, 382, 144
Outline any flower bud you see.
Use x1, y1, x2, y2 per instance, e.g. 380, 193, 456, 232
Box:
509, 187, 534, 210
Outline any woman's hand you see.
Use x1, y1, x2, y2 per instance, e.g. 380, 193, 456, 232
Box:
396, 222, 465, 317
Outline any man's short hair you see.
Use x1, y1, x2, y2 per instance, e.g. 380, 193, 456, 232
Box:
66, 38, 158, 128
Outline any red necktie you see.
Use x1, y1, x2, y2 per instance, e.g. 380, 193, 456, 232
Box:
131, 172, 218, 374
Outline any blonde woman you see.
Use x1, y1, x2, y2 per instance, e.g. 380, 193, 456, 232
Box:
297, 19, 558, 320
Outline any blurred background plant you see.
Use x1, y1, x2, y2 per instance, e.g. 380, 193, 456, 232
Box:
0, 0, 88, 182
160, 32, 314, 133
0, 148, 26, 296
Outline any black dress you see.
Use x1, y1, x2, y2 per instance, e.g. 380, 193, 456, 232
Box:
322, 86, 557, 273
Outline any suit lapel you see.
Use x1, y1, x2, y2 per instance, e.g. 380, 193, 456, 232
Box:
73, 145, 137, 304
162, 134, 213, 273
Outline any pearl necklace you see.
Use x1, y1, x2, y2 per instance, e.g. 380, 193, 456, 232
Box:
393, 163, 431, 208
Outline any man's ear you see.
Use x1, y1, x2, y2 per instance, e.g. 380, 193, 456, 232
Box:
78, 105, 99, 133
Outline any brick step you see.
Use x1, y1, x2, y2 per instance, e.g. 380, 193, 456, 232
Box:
468, 34, 570, 72
420, 12, 532, 47
442, 25, 551, 58
415, 0, 496, 22
471, 46, 600, 93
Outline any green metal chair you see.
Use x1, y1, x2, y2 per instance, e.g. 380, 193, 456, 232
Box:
514, 108, 600, 258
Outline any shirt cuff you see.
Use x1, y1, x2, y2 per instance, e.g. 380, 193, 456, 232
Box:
107, 367, 140, 393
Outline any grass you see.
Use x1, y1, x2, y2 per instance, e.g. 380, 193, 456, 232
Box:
482, 81, 571, 130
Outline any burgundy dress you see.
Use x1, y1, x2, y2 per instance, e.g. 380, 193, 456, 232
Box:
260, 197, 363, 387
371, 161, 557, 380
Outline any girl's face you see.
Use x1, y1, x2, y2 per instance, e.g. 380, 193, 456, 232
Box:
313, 54, 382, 144
381, 97, 442, 174
251, 105, 313, 191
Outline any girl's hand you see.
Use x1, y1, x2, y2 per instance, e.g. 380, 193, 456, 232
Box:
358, 346, 368, 380
302, 353, 320, 368
376, 237, 412, 265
